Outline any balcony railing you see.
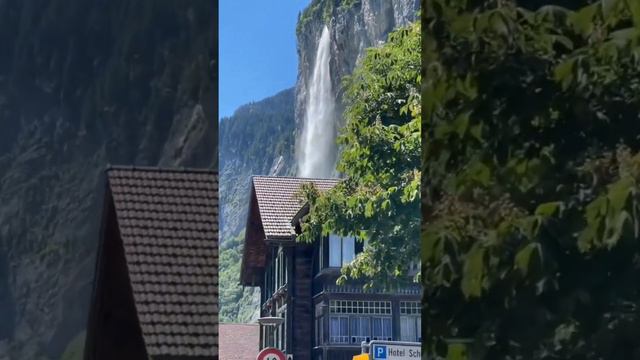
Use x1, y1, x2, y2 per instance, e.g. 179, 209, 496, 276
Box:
323, 283, 422, 295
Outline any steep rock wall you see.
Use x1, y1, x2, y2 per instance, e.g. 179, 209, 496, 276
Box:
219, 88, 296, 243
218, 89, 295, 324
294, 0, 419, 167
0, 1, 216, 358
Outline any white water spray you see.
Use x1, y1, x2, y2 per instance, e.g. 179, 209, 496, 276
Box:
298, 26, 336, 178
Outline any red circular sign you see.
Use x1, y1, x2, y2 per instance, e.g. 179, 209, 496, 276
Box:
256, 347, 286, 360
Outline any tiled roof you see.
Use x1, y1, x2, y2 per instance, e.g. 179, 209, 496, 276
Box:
107, 166, 218, 358
252, 176, 339, 240
219, 324, 259, 359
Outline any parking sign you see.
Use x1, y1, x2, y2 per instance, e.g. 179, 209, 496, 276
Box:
374, 345, 387, 359
369, 341, 421, 360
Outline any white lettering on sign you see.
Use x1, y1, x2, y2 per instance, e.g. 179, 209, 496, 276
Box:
372, 344, 421, 360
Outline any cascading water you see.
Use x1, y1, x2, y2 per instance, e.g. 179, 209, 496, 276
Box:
297, 26, 336, 178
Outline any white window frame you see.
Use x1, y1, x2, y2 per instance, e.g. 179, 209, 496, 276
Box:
328, 300, 392, 344
350, 316, 371, 344
399, 301, 421, 342
372, 316, 393, 341
329, 316, 350, 344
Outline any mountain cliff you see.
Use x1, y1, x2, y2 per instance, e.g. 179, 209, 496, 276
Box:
295, 0, 419, 160
0, 1, 215, 359
218, 0, 419, 323
219, 88, 296, 323
219, 88, 296, 242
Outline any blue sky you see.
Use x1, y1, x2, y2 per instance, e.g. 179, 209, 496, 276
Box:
219, 1, 310, 119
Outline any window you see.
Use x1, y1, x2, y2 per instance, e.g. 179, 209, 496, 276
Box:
276, 248, 287, 289
263, 261, 274, 304
318, 237, 324, 273
262, 325, 275, 349
264, 248, 288, 304
278, 308, 287, 350
329, 316, 349, 344
329, 235, 341, 267
350, 317, 371, 344
400, 301, 420, 315
408, 260, 421, 275
400, 302, 421, 342
328, 300, 392, 344
329, 235, 355, 267
400, 316, 420, 342
343, 236, 355, 264
315, 303, 324, 346
330, 300, 392, 315
316, 315, 323, 346
372, 317, 393, 341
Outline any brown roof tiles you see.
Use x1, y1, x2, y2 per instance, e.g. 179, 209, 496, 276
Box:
107, 166, 218, 359
251, 176, 339, 240
240, 176, 339, 285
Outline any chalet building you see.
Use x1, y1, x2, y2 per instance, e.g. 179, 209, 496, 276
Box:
84, 166, 219, 360
240, 176, 421, 360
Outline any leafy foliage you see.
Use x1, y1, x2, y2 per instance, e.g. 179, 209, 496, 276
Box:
423, 0, 640, 358
219, 231, 259, 323
299, 22, 421, 289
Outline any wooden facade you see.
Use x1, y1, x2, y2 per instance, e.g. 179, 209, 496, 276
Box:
240, 176, 421, 360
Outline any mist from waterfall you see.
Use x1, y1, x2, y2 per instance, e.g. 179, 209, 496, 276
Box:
297, 26, 336, 178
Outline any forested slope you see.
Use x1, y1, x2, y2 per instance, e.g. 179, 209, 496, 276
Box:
218, 88, 296, 323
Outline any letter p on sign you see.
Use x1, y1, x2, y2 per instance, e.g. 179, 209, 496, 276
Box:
374, 345, 387, 359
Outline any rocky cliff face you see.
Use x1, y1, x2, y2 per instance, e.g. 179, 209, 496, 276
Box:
219, 88, 296, 242
0, 1, 215, 359
217, 0, 419, 323
294, 0, 419, 152
218, 88, 295, 323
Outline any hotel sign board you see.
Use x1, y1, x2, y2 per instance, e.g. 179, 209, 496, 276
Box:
370, 340, 421, 360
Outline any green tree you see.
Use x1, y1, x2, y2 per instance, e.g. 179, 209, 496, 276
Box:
298, 21, 421, 288
423, 0, 640, 358
219, 231, 260, 323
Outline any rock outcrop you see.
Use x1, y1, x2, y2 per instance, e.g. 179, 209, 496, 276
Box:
295, 0, 420, 137
218, 89, 295, 323
219, 88, 296, 242
218, 0, 419, 324
0, 1, 215, 358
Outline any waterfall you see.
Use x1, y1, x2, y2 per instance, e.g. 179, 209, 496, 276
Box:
297, 26, 336, 178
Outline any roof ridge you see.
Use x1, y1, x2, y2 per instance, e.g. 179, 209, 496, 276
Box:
252, 175, 341, 181
106, 164, 218, 174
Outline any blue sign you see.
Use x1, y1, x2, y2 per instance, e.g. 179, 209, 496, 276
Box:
374, 345, 387, 359
369, 341, 421, 359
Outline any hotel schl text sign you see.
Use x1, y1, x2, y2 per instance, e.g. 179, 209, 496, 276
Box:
370, 340, 421, 360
